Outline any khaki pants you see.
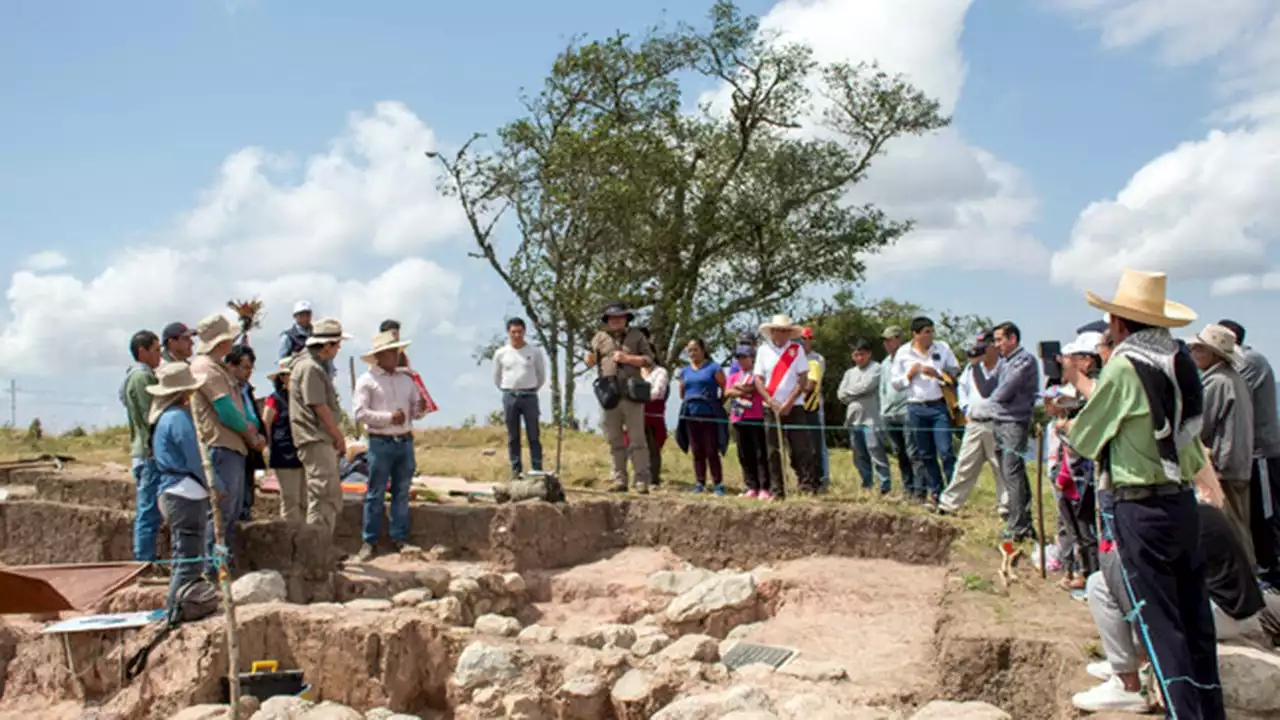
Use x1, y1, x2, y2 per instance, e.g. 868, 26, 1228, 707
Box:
274, 467, 307, 524
603, 399, 650, 489
1222, 478, 1254, 568
297, 442, 343, 537
939, 421, 1002, 513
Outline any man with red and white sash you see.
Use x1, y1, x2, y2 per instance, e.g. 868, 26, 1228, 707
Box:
753, 315, 818, 498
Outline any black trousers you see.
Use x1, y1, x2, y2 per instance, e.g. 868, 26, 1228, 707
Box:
764, 407, 815, 497
644, 424, 663, 487
734, 421, 768, 492
1250, 456, 1280, 572
1057, 483, 1098, 576
1112, 490, 1223, 720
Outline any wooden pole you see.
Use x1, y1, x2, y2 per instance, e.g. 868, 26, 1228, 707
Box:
192, 391, 242, 720
773, 407, 791, 492
1035, 425, 1047, 580
348, 356, 363, 438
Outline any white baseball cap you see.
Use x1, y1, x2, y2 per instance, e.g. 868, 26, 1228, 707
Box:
292, 300, 313, 316
1062, 331, 1103, 356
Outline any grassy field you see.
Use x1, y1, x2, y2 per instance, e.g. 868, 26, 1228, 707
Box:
0, 423, 1059, 555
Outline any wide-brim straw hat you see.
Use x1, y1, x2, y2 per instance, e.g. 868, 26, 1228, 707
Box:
759, 314, 803, 339
146, 362, 206, 424
1186, 323, 1243, 364
195, 313, 238, 354
360, 330, 412, 363
267, 355, 296, 381
305, 317, 352, 346
1085, 269, 1195, 328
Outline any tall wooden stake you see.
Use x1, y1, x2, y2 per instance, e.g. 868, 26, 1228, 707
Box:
192, 392, 242, 719
348, 356, 362, 437
773, 407, 791, 491
1035, 427, 1047, 580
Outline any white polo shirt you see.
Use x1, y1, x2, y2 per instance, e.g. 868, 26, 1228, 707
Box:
753, 340, 809, 405
889, 340, 960, 403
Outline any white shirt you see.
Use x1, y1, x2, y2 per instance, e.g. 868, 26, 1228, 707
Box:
163, 477, 209, 501
644, 366, 670, 400
752, 341, 809, 405
958, 361, 998, 420
354, 366, 423, 435
890, 340, 960, 403
493, 344, 546, 392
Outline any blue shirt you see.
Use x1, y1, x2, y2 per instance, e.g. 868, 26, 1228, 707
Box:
240, 384, 260, 427
152, 405, 207, 494
976, 345, 1040, 423
680, 361, 723, 416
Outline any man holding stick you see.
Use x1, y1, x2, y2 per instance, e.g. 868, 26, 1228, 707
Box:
754, 315, 817, 498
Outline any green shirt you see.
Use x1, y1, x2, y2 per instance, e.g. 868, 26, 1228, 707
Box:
1068, 355, 1205, 487
124, 367, 157, 459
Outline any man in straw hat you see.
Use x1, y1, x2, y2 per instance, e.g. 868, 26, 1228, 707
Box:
1061, 269, 1224, 717
1186, 323, 1255, 566
147, 362, 213, 609
191, 313, 265, 576
586, 302, 657, 494
753, 315, 817, 498
352, 329, 426, 562
261, 355, 305, 523
290, 317, 351, 537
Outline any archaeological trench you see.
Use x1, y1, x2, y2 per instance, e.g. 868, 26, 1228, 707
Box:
0, 465, 1272, 720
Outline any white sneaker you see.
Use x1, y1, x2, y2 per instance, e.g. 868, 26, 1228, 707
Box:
1072, 676, 1149, 713
1085, 661, 1114, 681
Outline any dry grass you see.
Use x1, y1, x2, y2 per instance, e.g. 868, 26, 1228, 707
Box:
0, 422, 1060, 553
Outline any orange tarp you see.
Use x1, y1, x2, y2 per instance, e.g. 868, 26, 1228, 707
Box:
0, 562, 147, 615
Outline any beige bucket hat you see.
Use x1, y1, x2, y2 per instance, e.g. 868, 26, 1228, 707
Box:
305, 318, 352, 346
1186, 323, 1243, 364
360, 330, 411, 363
758, 314, 803, 339
267, 354, 297, 381
145, 362, 206, 424
195, 313, 238, 354
1085, 269, 1195, 328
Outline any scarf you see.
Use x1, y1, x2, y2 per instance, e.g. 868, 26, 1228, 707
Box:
1100, 327, 1204, 487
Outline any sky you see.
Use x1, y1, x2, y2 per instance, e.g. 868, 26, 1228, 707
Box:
2, 0, 1279, 432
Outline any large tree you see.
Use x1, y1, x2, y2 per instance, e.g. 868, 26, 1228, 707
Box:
432, 0, 948, 432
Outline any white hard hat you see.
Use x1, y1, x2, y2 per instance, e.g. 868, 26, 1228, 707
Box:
292, 300, 313, 316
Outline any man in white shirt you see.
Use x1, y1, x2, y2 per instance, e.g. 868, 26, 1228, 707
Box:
753, 315, 817, 499
890, 316, 961, 506
492, 318, 546, 479
353, 330, 426, 563
938, 333, 1004, 515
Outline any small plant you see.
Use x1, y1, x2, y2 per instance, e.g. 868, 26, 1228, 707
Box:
25, 418, 43, 442
460, 415, 477, 430
486, 410, 503, 427
961, 572, 992, 593
67, 425, 87, 438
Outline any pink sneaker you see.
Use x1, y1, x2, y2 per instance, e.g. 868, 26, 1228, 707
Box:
757, 490, 774, 501
741, 489, 759, 499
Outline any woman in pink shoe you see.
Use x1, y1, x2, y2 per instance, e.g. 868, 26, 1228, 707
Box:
726, 345, 770, 499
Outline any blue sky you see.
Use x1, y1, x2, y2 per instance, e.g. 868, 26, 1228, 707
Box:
2, 0, 1278, 432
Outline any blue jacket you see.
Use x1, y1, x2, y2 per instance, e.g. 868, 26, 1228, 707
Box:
152, 405, 207, 494
975, 346, 1040, 423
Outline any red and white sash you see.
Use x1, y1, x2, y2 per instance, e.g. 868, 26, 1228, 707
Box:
765, 342, 801, 396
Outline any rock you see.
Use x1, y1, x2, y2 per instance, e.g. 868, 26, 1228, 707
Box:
472, 598, 494, 616
299, 702, 363, 720
648, 569, 714, 595
252, 695, 314, 719
172, 706, 229, 720
777, 659, 847, 682
344, 598, 394, 612
726, 622, 763, 641
611, 668, 675, 720
364, 711, 420, 720
501, 572, 528, 595
239, 697, 263, 717
666, 574, 756, 623
555, 675, 610, 720
472, 687, 502, 708
449, 577, 482, 599
651, 685, 776, 720
720, 713, 779, 720
631, 632, 673, 657
564, 648, 631, 684
474, 613, 522, 637
416, 566, 452, 597
421, 596, 467, 626
780, 694, 881, 719
391, 588, 431, 607
453, 642, 519, 690
517, 624, 557, 644
659, 634, 720, 663
1219, 644, 1280, 714
568, 623, 637, 650
909, 700, 1011, 720
231, 570, 288, 605
502, 692, 546, 719
732, 664, 776, 683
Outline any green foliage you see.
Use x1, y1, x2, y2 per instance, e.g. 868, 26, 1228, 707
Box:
460, 415, 478, 430
25, 418, 42, 442
66, 425, 86, 438
487, 409, 504, 427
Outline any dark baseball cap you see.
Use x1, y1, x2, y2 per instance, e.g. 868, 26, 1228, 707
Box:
161, 322, 194, 342
966, 342, 989, 358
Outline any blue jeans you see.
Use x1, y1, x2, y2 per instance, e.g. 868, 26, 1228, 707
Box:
206, 447, 246, 576
363, 434, 416, 544
132, 459, 163, 562
849, 425, 891, 491
159, 491, 207, 612
502, 391, 543, 475
906, 401, 955, 498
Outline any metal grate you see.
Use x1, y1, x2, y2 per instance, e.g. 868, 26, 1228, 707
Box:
720, 642, 796, 671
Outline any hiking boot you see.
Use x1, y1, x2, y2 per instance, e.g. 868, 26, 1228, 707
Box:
393, 541, 422, 554
1071, 676, 1148, 713
635, 483, 650, 495
712, 484, 726, 497
354, 543, 376, 564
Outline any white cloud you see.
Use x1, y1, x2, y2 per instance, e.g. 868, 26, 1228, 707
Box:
743, 0, 1047, 276
23, 250, 69, 271
1050, 1, 1280, 291
0, 103, 466, 375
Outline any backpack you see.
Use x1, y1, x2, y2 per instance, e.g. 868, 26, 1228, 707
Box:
125, 579, 220, 680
